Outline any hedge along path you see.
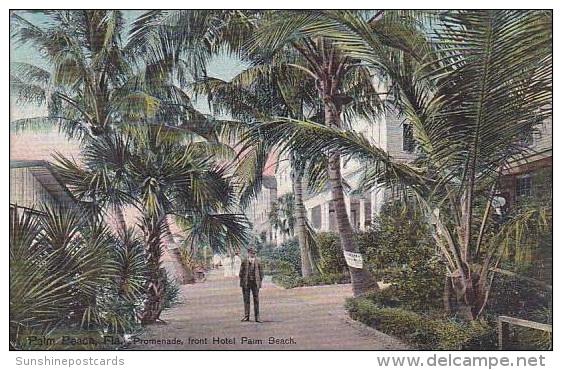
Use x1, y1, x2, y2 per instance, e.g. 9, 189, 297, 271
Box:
131, 268, 409, 350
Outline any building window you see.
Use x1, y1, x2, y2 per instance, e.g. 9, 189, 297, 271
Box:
524, 132, 535, 147
519, 131, 535, 147
403, 124, 415, 152
516, 175, 533, 198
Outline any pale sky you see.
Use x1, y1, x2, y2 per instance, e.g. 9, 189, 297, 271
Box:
10, 10, 248, 117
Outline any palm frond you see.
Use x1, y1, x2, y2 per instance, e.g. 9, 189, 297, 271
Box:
242, 118, 431, 192
177, 212, 251, 254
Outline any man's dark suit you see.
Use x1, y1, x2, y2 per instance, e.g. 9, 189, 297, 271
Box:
239, 257, 264, 321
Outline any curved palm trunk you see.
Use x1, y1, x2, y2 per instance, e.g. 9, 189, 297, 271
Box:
325, 100, 378, 297
292, 167, 315, 276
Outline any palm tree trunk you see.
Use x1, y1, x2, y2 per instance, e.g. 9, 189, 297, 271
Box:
443, 275, 452, 315
433, 220, 481, 320
162, 216, 194, 284
113, 205, 128, 236
325, 100, 379, 297
293, 167, 315, 276
140, 215, 166, 325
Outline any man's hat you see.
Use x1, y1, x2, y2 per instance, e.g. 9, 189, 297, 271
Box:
247, 246, 256, 253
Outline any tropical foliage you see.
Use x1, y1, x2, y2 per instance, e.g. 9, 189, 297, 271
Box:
129, 10, 389, 287
268, 193, 296, 238
10, 10, 207, 138
10, 10, 551, 350
10, 10, 250, 324
243, 10, 552, 317
10, 205, 147, 349
52, 125, 250, 323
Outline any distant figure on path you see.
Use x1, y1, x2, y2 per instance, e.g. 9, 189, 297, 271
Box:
212, 253, 221, 269
233, 251, 242, 277
223, 254, 233, 277
239, 247, 264, 323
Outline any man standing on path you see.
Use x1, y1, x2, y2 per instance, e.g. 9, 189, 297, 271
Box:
239, 247, 264, 323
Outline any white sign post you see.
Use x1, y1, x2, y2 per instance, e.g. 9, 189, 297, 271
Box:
343, 251, 363, 269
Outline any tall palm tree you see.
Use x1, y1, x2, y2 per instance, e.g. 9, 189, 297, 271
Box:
240, 11, 389, 294
131, 10, 387, 293
190, 61, 320, 276
11, 10, 144, 137
242, 11, 395, 295
53, 125, 250, 324
247, 10, 552, 318
11, 10, 208, 134
10, 10, 204, 233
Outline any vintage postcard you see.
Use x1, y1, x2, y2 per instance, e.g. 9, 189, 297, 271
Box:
9, 9, 552, 356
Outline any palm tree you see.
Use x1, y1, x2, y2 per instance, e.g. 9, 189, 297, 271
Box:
240, 11, 393, 295
10, 10, 251, 325
131, 10, 388, 293
128, 126, 250, 323
10, 10, 235, 315
190, 61, 320, 276
220, 10, 386, 293
52, 125, 250, 324
11, 11, 140, 136
247, 10, 552, 318
11, 10, 208, 134
10, 10, 205, 234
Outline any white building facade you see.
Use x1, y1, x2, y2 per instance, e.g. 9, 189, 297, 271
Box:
244, 105, 417, 244
245, 176, 278, 243
302, 108, 416, 234
242, 72, 424, 241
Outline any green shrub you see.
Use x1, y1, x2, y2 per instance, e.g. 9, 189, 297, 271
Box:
346, 297, 497, 350
262, 259, 298, 277
357, 202, 445, 312
486, 271, 551, 318
513, 327, 552, 350
363, 285, 404, 308
9, 206, 148, 350
312, 202, 445, 312
432, 318, 497, 350
359, 202, 433, 269
511, 306, 552, 350
272, 274, 300, 288
274, 272, 350, 288
259, 238, 302, 275
261, 237, 352, 288
380, 259, 445, 313
346, 298, 438, 349
316, 232, 347, 274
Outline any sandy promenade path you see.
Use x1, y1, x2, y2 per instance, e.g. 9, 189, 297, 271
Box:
131, 269, 408, 350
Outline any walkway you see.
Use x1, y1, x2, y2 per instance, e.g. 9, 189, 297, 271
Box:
131, 269, 408, 350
